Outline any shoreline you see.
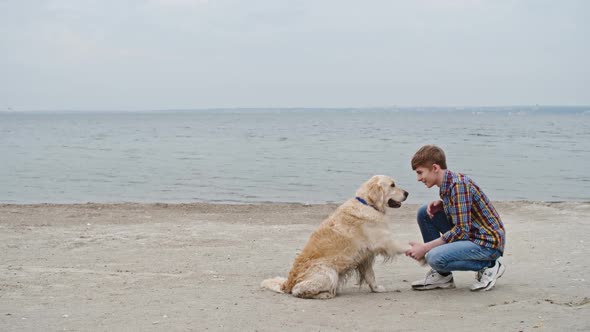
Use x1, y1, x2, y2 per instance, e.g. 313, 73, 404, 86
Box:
1, 201, 589, 330
2, 199, 589, 206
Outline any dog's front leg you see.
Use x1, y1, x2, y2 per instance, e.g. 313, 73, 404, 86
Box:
369, 227, 408, 258
365, 264, 387, 293
383, 239, 408, 257
382, 239, 427, 265
358, 259, 386, 293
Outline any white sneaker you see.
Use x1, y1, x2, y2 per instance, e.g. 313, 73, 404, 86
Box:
470, 261, 505, 291
411, 269, 455, 290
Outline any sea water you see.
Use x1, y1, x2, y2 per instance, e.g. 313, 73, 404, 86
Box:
1, 107, 589, 204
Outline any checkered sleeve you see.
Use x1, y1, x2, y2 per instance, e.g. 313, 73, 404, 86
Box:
442, 182, 472, 243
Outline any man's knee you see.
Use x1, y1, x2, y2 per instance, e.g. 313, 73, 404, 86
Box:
417, 204, 429, 223
425, 247, 447, 271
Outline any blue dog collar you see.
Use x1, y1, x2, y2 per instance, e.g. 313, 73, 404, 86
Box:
355, 196, 368, 205
356, 196, 380, 211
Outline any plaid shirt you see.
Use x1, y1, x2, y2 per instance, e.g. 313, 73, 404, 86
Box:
440, 170, 506, 254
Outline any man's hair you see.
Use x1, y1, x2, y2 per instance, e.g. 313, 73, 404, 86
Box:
411, 145, 447, 170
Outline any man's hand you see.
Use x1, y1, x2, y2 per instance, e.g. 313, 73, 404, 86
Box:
427, 200, 443, 218
405, 241, 429, 261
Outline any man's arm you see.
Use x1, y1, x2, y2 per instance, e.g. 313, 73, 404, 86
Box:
406, 237, 445, 261
406, 183, 473, 261
441, 182, 472, 243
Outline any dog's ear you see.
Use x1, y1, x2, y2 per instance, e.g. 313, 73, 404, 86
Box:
367, 180, 385, 212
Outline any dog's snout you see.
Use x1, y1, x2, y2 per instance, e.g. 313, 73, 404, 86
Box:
404, 191, 409, 198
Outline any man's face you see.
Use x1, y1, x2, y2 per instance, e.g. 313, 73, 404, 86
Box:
415, 165, 438, 188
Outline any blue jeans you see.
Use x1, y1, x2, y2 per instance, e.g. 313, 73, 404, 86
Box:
417, 204, 501, 273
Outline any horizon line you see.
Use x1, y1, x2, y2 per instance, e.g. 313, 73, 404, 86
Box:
2, 105, 590, 113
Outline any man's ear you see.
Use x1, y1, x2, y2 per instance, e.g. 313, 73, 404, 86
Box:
431, 163, 441, 172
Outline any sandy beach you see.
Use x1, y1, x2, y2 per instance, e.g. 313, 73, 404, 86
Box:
0, 201, 588, 331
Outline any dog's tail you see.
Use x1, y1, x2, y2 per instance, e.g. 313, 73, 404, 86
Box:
260, 277, 287, 293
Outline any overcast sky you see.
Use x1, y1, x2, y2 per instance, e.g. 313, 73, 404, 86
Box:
1, 0, 589, 111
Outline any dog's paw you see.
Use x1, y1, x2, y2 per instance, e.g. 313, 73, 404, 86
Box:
371, 285, 387, 293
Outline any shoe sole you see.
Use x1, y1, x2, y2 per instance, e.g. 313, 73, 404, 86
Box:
471, 263, 506, 292
412, 281, 456, 291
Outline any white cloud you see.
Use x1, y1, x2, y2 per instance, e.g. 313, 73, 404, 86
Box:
148, 0, 210, 7
0, 0, 589, 110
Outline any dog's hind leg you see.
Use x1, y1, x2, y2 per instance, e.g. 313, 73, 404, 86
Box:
260, 277, 287, 293
291, 267, 338, 299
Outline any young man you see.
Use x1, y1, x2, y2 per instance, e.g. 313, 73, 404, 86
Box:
405, 145, 506, 291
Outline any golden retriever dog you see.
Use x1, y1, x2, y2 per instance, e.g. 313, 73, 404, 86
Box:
261, 175, 409, 299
